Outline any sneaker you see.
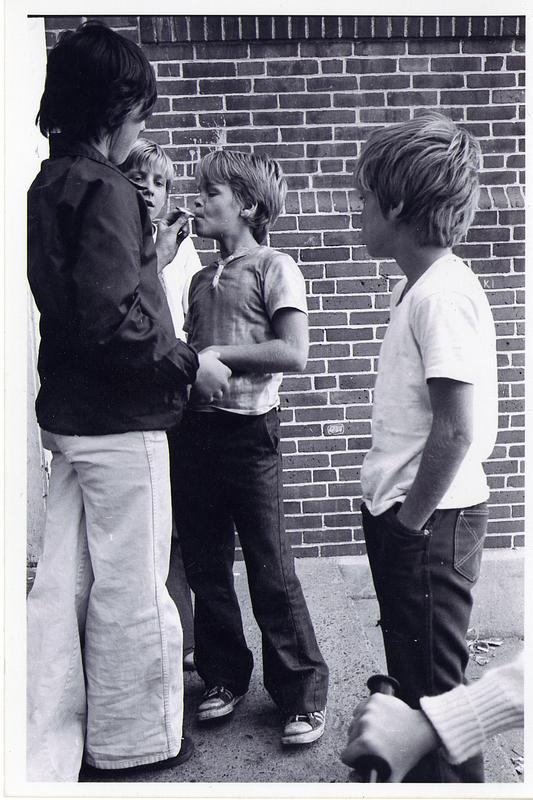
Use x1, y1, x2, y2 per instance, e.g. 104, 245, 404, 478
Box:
281, 709, 326, 745
78, 735, 194, 781
197, 685, 244, 721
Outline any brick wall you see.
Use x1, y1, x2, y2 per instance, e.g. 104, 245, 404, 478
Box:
43, 15, 526, 556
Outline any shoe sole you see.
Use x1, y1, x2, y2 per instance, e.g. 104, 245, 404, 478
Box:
197, 694, 243, 722
79, 736, 194, 780
281, 726, 325, 745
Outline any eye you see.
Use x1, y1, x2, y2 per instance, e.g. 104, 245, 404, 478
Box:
155, 179, 165, 187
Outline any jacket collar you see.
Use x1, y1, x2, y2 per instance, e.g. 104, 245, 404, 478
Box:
48, 134, 128, 180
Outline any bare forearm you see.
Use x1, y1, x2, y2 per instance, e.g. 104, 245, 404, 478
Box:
399, 425, 471, 530
208, 341, 307, 374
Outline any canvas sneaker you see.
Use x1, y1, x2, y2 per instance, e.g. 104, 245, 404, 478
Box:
281, 709, 326, 745
197, 686, 244, 721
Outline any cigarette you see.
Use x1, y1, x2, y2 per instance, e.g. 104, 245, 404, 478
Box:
176, 206, 195, 218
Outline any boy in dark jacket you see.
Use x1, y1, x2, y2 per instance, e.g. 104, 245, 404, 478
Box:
26, 21, 229, 781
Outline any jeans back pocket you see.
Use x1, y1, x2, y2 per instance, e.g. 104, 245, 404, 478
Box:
453, 506, 488, 582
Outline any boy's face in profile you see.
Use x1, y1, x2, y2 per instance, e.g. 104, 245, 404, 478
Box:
124, 164, 168, 221
193, 181, 245, 241
359, 189, 396, 259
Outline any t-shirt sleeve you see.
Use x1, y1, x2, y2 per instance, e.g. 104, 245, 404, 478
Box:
263, 252, 308, 319
412, 291, 479, 384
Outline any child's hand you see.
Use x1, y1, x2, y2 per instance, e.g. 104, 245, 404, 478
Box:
191, 350, 232, 404
340, 694, 439, 782
155, 208, 193, 273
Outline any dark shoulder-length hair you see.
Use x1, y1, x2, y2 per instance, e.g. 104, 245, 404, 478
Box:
37, 20, 157, 142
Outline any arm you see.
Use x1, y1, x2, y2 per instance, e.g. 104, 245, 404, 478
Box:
396, 377, 473, 531
70, 179, 198, 388
202, 307, 309, 374
341, 654, 524, 781
155, 208, 194, 275
340, 695, 439, 782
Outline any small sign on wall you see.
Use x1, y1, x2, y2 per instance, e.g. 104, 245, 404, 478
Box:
325, 423, 345, 436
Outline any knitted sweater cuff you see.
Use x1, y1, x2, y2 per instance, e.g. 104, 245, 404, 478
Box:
420, 661, 524, 764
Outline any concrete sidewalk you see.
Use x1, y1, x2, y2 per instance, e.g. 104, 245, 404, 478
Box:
98, 549, 524, 787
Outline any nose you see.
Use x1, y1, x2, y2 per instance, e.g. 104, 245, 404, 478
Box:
194, 196, 203, 210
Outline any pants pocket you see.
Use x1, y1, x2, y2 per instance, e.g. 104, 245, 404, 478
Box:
382, 506, 425, 538
262, 410, 280, 454
453, 506, 488, 582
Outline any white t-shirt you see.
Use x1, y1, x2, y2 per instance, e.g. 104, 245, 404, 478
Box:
156, 230, 202, 339
361, 253, 498, 516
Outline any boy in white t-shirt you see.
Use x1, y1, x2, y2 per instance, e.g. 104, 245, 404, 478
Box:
356, 112, 498, 783
121, 139, 202, 670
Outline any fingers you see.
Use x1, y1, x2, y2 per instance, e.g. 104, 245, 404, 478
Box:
164, 206, 194, 227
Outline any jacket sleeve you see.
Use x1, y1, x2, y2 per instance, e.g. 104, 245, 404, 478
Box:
67, 175, 198, 388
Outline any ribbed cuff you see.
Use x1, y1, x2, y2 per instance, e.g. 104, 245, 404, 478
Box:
420, 667, 523, 765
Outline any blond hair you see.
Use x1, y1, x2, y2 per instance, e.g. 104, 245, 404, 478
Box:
356, 112, 481, 247
196, 150, 287, 244
120, 138, 174, 194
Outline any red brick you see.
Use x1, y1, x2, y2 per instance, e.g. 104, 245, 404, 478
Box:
320, 543, 366, 557
409, 40, 460, 55
156, 79, 198, 96
280, 94, 332, 110
467, 73, 516, 89
307, 76, 359, 92
346, 58, 398, 74
360, 108, 410, 123
267, 59, 319, 76
199, 78, 251, 94
172, 96, 223, 111
387, 91, 439, 106
414, 74, 464, 89
194, 42, 248, 60
360, 74, 410, 90
441, 90, 491, 105
355, 40, 405, 56
469, 107, 516, 121
237, 62, 266, 77
253, 77, 305, 93
300, 42, 352, 58
182, 61, 236, 78
249, 42, 300, 59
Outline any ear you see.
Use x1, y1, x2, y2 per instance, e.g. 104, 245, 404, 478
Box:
387, 201, 404, 221
240, 201, 258, 220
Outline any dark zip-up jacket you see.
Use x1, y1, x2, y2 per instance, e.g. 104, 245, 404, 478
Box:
28, 136, 198, 435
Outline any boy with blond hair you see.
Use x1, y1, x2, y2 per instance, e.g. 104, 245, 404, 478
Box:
120, 138, 202, 671
169, 150, 329, 746
356, 112, 498, 782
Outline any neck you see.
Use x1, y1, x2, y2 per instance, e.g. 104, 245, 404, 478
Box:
90, 137, 109, 159
219, 228, 258, 260
393, 235, 451, 288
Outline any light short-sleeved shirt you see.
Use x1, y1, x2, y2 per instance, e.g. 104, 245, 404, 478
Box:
185, 245, 308, 414
361, 253, 498, 516
157, 231, 202, 340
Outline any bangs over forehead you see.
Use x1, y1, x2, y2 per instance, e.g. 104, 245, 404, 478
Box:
133, 151, 174, 182
195, 152, 237, 188
120, 139, 174, 191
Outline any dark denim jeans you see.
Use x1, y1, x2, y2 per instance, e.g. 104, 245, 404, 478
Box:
167, 534, 194, 657
362, 501, 488, 783
168, 408, 329, 714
